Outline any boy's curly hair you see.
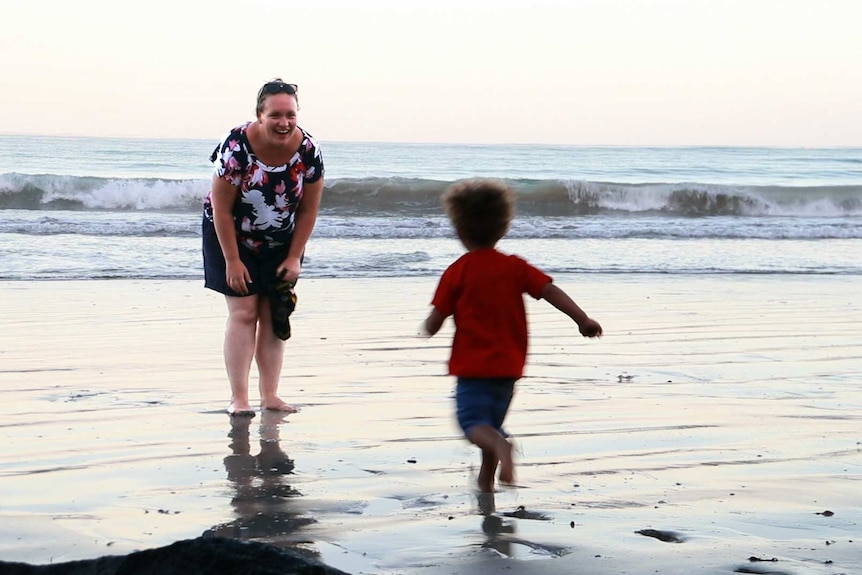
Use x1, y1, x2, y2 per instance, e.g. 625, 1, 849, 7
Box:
442, 179, 514, 248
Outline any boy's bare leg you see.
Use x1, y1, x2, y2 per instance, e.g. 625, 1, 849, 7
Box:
468, 424, 515, 490
477, 448, 498, 493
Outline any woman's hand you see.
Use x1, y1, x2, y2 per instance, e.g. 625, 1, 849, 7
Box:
225, 258, 252, 295
276, 255, 302, 286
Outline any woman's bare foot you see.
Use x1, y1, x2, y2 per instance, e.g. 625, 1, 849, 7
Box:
261, 398, 299, 413
227, 401, 255, 417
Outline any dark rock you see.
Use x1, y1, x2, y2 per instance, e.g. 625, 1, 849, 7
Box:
0, 536, 349, 575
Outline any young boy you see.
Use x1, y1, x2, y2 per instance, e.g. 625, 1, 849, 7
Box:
422, 179, 603, 492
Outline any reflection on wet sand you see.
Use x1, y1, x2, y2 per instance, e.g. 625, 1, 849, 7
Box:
478, 492, 516, 558
203, 411, 315, 547
477, 492, 571, 560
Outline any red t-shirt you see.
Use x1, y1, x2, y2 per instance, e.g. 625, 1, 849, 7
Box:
431, 248, 552, 378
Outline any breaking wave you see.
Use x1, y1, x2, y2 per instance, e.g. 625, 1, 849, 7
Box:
2, 172, 860, 218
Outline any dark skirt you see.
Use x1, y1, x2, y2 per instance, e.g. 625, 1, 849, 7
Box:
202, 217, 298, 340
202, 216, 289, 297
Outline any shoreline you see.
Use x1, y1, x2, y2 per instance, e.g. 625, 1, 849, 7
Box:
1, 276, 859, 574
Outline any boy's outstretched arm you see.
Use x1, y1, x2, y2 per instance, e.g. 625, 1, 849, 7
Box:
541, 282, 603, 337
421, 308, 446, 337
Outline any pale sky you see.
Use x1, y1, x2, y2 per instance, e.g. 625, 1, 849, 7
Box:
3, 0, 861, 146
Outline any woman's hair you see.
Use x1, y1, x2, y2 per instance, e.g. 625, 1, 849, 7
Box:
442, 179, 514, 248
255, 78, 299, 115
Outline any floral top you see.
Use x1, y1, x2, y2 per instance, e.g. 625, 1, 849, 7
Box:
203, 122, 324, 255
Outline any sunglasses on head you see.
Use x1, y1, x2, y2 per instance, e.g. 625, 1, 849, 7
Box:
258, 81, 298, 98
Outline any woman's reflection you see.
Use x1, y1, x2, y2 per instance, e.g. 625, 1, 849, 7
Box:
204, 411, 315, 543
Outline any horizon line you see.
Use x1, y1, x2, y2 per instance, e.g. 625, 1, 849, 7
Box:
1, 131, 860, 150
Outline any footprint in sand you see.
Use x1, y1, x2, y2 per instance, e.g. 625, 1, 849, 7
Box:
501, 505, 552, 521
635, 528, 687, 543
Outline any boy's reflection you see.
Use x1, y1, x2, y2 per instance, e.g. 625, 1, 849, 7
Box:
477, 492, 515, 557
204, 411, 315, 543
476, 494, 568, 560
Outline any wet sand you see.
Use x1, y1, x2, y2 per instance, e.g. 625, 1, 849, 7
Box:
0, 275, 860, 574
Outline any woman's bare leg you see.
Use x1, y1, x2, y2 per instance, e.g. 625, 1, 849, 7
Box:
255, 297, 297, 412
224, 295, 260, 414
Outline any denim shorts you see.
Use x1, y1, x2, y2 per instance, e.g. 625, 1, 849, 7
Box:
455, 377, 516, 437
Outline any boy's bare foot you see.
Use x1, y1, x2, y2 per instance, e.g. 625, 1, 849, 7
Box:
477, 447, 497, 493
498, 439, 515, 485
477, 492, 496, 516
261, 399, 299, 413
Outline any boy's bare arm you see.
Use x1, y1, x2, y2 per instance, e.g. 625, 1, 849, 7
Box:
541, 282, 603, 337
421, 308, 446, 337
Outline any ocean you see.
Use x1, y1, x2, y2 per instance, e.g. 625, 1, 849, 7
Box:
1, 134, 860, 281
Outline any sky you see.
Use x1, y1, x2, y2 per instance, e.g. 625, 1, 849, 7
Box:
3, 0, 861, 146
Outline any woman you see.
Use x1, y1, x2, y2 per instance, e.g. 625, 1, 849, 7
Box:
202, 79, 324, 417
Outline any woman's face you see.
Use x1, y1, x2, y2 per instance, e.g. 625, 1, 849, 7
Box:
258, 93, 298, 145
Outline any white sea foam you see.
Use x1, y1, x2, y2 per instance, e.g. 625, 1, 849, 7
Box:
2, 172, 860, 218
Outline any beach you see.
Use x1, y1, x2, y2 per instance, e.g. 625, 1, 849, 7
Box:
0, 275, 859, 574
